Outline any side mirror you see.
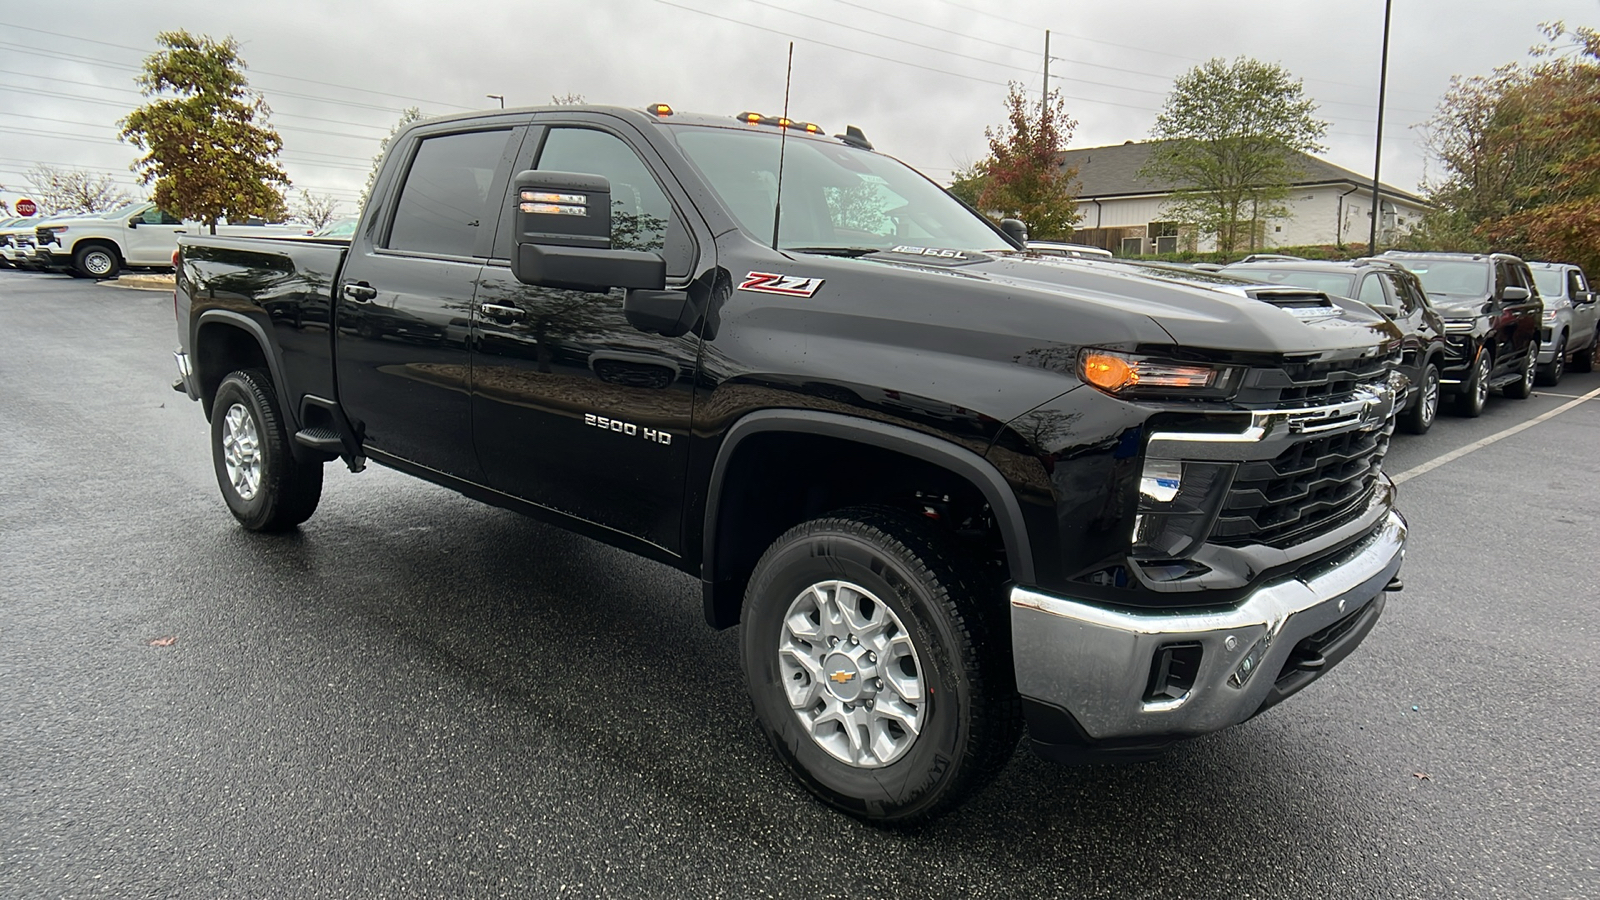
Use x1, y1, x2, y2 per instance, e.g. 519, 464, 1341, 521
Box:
1371, 303, 1399, 318
1502, 285, 1530, 302
999, 218, 1028, 245
1576, 291, 1597, 305
128, 218, 140, 229
510, 169, 665, 292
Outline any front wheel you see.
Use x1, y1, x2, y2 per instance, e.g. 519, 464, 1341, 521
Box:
73, 244, 120, 280
1452, 349, 1492, 417
741, 506, 1020, 825
1400, 362, 1440, 435
210, 369, 323, 531
1504, 342, 1538, 399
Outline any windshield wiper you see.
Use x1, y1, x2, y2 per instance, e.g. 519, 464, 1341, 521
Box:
784, 246, 882, 258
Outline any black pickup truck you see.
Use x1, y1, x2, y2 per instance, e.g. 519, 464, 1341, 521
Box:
174, 104, 1408, 824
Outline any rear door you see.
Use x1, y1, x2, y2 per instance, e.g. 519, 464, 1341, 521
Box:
335, 120, 523, 481
469, 115, 712, 555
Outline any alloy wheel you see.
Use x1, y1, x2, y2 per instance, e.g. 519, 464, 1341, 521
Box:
221, 402, 262, 501
778, 579, 925, 768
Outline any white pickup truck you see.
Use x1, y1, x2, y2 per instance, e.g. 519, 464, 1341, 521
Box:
28, 202, 312, 279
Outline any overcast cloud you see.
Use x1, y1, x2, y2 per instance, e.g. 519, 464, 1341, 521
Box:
2, 0, 1596, 217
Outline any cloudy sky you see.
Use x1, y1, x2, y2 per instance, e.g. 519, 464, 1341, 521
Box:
2, 0, 1595, 218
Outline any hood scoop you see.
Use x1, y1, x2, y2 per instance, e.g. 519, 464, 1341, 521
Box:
1245, 287, 1342, 320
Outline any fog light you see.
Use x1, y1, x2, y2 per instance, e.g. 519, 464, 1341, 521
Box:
1229, 633, 1272, 688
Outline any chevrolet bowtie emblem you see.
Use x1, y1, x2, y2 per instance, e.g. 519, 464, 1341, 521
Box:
829, 671, 856, 685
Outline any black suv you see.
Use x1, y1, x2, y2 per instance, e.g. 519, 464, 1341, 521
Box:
1382, 251, 1543, 417
1221, 258, 1448, 433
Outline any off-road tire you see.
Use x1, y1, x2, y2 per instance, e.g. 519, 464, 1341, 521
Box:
741, 505, 1021, 826
210, 369, 323, 532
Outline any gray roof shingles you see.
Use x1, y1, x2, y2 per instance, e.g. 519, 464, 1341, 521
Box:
1060, 141, 1425, 205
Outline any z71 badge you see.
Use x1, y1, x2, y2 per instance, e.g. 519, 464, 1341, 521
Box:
739, 272, 825, 297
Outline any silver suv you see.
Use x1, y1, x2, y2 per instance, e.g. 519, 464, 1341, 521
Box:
1527, 262, 1599, 382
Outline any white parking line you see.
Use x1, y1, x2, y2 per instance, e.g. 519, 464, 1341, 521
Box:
1532, 390, 1599, 400
1392, 385, 1600, 485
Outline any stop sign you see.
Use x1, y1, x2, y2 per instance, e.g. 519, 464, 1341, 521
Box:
15, 198, 36, 216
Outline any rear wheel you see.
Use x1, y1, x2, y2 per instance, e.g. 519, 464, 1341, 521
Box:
1571, 328, 1599, 373
73, 243, 120, 280
1537, 335, 1566, 386
1504, 342, 1538, 399
741, 505, 1020, 825
210, 369, 323, 531
1452, 349, 1492, 417
1400, 362, 1440, 435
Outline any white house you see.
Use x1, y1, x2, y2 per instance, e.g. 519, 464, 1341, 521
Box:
1059, 141, 1429, 255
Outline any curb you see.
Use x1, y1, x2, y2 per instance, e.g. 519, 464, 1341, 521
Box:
100, 274, 176, 292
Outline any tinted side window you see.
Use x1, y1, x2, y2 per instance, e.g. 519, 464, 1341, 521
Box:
1571, 270, 1587, 296
1381, 272, 1420, 315
1357, 274, 1389, 308
535, 127, 693, 277
142, 208, 182, 225
387, 129, 513, 257
1494, 262, 1509, 296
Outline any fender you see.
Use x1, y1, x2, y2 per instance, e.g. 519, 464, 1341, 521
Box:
194, 309, 298, 432
701, 409, 1036, 627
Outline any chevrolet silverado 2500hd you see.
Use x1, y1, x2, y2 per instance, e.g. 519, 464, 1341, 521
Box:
172, 104, 1408, 824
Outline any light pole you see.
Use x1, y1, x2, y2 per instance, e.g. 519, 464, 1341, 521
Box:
1368, 0, 1392, 254
486, 93, 504, 109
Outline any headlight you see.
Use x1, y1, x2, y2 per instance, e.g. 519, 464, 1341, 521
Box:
1541, 309, 1558, 323
1078, 349, 1239, 399
1443, 316, 1488, 334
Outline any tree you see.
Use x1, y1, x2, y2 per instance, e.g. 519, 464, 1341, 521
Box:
360, 106, 424, 208
550, 93, 585, 105
289, 189, 340, 229
1427, 23, 1600, 273
24, 164, 133, 215
966, 82, 1080, 240
120, 31, 289, 233
1140, 57, 1328, 255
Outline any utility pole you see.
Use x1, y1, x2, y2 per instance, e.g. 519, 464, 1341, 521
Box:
1042, 29, 1050, 112
1368, 0, 1392, 254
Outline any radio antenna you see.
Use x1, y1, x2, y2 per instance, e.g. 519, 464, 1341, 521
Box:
771, 41, 794, 251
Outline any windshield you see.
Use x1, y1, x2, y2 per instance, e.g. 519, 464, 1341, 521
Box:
669, 126, 1009, 254
99, 202, 146, 219
1226, 268, 1356, 298
1530, 267, 1564, 298
1396, 259, 1488, 296
316, 217, 359, 237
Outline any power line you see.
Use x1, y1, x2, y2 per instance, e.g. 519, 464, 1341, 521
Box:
4, 24, 477, 111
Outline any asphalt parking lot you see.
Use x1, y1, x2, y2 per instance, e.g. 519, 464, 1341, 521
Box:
2, 270, 1596, 899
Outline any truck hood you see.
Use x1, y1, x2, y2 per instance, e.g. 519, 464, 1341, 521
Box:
833, 250, 1402, 357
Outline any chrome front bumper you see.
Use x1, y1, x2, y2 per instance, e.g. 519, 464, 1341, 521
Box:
1011, 509, 1406, 742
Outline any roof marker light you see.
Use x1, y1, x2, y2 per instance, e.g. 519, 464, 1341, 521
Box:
649, 103, 673, 117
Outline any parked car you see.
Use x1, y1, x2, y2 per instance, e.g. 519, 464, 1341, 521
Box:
31, 202, 315, 279
1526, 261, 1599, 381
0, 216, 32, 268
1025, 240, 1114, 259
1221, 258, 1448, 433
2, 214, 72, 270
1382, 251, 1543, 417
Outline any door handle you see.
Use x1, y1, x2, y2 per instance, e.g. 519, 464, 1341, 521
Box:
481, 303, 524, 321
342, 283, 378, 302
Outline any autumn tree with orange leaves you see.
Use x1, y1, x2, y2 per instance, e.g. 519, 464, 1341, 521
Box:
963, 82, 1080, 241
1421, 23, 1600, 273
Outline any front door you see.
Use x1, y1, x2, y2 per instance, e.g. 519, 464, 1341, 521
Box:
335, 122, 522, 481
471, 118, 710, 555
124, 206, 185, 265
